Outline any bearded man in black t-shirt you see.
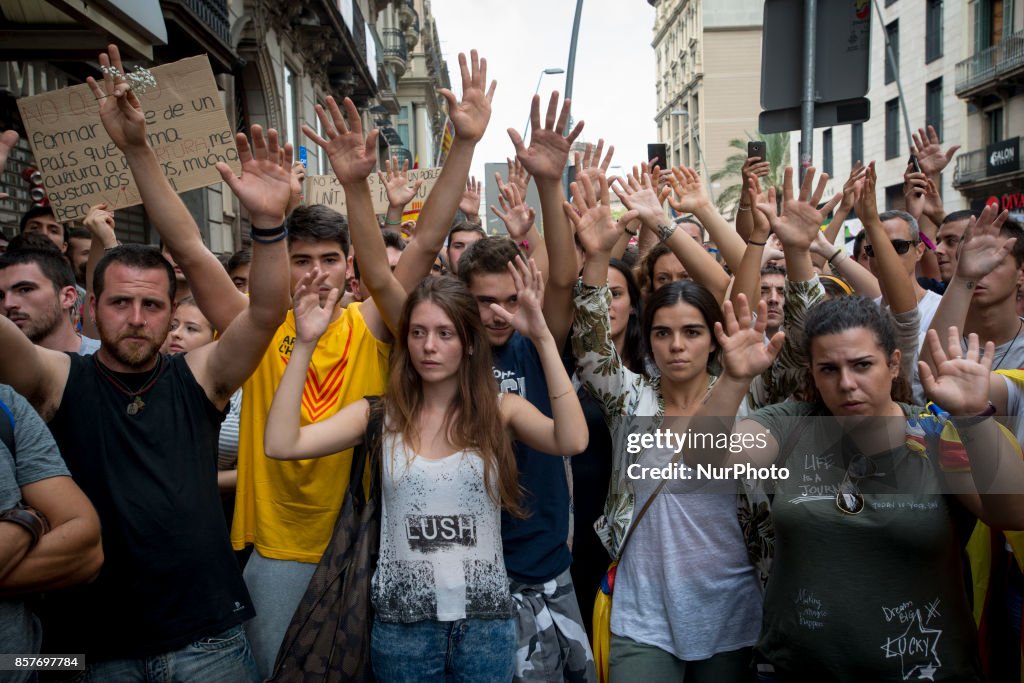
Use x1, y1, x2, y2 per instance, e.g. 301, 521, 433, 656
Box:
0, 45, 295, 681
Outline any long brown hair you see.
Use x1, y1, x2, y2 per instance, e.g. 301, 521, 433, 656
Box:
382, 276, 524, 517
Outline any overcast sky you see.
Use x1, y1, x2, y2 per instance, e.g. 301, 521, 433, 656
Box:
428, 0, 657, 196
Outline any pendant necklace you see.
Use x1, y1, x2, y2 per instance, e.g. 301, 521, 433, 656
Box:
93, 354, 164, 416
966, 319, 1023, 372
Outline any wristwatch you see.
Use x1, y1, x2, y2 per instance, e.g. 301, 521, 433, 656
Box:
0, 503, 50, 549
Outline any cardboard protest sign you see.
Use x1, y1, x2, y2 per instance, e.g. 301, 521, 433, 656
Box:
305, 167, 442, 216
17, 55, 240, 222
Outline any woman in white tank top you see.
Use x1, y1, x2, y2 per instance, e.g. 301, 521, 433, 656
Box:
265, 259, 588, 681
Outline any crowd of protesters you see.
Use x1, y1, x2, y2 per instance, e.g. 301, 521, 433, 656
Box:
2, 43, 1024, 683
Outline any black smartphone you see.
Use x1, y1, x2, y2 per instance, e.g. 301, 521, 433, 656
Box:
647, 143, 667, 172
908, 153, 922, 173
748, 140, 766, 160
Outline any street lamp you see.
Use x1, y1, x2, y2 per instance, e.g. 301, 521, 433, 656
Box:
671, 109, 714, 204
523, 68, 565, 138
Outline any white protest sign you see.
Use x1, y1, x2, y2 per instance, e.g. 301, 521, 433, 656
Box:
305, 167, 443, 216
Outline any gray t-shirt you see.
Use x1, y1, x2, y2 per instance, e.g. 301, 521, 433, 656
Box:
0, 384, 70, 682
610, 440, 763, 660
912, 318, 1024, 403
977, 320, 1024, 373
746, 401, 982, 682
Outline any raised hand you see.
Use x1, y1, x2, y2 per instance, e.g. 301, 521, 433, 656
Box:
303, 96, 378, 185
83, 203, 116, 238
663, 166, 713, 214
756, 166, 842, 251
644, 159, 667, 192
564, 174, 634, 258
740, 156, 770, 210
714, 294, 785, 381
612, 171, 665, 227
377, 156, 423, 209
840, 162, 867, 212
292, 267, 341, 344
919, 327, 993, 416
289, 161, 306, 213
438, 50, 496, 144
489, 257, 549, 343
459, 176, 481, 217
0, 130, 19, 200
217, 126, 294, 227
903, 167, 930, 220
920, 176, 945, 223
490, 180, 535, 240
85, 44, 147, 151
574, 139, 615, 186
508, 91, 584, 181
954, 204, 1014, 281
760, 233, 785, 266
506, 156, 531, 198
809, 228, 838, 259
912, 125, 960, 177
743, 155, 771, 181
745, 176, 771, 239
853, 162, 881, 227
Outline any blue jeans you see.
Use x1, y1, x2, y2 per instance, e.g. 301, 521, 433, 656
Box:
69, 625, 259, 682
371, 616, 516, 682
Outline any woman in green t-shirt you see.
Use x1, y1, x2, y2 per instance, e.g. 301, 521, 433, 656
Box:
698, 293, 1024, 682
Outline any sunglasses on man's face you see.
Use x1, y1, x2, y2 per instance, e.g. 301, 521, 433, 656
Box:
835, 452, 878, 515
864, 239, 919, 258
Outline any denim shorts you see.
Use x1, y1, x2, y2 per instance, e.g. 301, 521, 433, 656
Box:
371, 615, 516, 682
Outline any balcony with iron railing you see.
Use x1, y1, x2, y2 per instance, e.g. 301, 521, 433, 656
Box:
352, 0, 367, 65
371, 26, 400, 114
161, 0, 232, 54
953, 149, 986, 186
383, 28, 408, 76
956, 29, 1024, 97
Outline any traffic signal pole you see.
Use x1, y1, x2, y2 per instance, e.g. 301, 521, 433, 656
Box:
799, 0, 817, 182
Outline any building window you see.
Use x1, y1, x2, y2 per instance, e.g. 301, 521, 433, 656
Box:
987, 107, 1004, 145
926, 0, 943, 62
851, 122, 864, 166
926, 79, 943, 140
316, 115, 327, 175
397, 105, 410, 150
885, 99, 900, 159
283, 64, 300, 150
885, 21, 899, 85
976, 0, 1005, 51
885, 0, 897, 6
885, 183, 905, 211
823, 129, 833, 176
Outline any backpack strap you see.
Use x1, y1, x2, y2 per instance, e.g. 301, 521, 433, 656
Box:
349, 396, 384, 510
0, 398, 15, 458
